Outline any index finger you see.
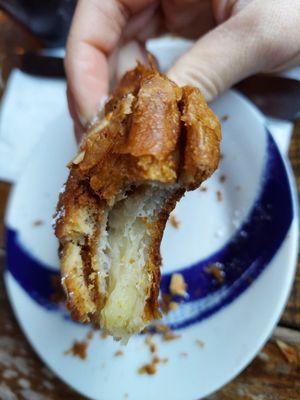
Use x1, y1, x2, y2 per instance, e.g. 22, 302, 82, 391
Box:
65, 0, 155, 123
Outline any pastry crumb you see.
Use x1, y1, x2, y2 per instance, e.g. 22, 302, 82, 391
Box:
153, 323, 170, 334
199, 186, 208, 192
221, 114, 229, 122
152, 355, 168, 364
170, 273, 187, 297
235, 185, 241, 191
162, 331, 181, 342
196, 339, 205, 348
32, 219, 43, 227
101, 331, 109, 339
65, 340, 88, 360
216, 190, 222, 202
151, 322, 181, 341
169, 301, 179, 311
138, 363, 157, 375
219, 174, 226, 183
114, 350, 124, 357
160, 293, 172, 314
276, 340, 298, 363
169, 214, 180, 229
152, 355, 160, 364
160, 294, 179, 314
86, 330, 94, 341
139, 329, 171, 376
145, 335, 157, 354
138, 355, 168, 375
206, 263, 225, 284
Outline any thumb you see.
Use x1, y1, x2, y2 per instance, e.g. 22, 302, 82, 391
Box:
168, 1, 300, 101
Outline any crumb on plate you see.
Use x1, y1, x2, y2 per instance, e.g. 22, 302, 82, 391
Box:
221, 114, 229, 122
219, 174, 226, 183
196, 339, 205, 348
101, 331, 109, 339
160, 293, 172, 314
205, 263, 225, 284
138, 356, 168, 376
170, 273, 187, 297
32, 219, 44, 227
153, 323, 170, 334
169, 214, 180, 229
162, 331, 182, 342
138, 363, 157, 375
65, 340, 88, 360
216, 190, 222, 202
145, 335, 157, 354
86, 330, 94, 341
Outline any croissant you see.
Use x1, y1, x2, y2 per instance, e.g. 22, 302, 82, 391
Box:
54, 64, 221, 341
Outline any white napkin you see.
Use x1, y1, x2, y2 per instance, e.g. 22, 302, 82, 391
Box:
0, 38, 297, 183
0, 70, 68, 182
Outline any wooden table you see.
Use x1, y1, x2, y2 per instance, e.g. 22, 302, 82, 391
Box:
0, 124, 299, 399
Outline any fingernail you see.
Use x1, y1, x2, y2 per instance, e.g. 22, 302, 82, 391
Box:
77, 112, 88, 127
117, 41, 148, 80
74, 120, 84, 144
78, 94, 109, 128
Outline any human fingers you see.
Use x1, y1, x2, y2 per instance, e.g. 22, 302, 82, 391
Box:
65, 0, 155, 124
168, 0, 300, 102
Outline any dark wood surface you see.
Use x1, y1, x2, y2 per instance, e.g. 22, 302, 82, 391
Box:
280, 119, 300, 331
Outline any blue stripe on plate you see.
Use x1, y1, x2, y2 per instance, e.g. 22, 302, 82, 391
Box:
5, 131, 293, 328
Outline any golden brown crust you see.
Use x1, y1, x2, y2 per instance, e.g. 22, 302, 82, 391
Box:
121, 73, 182, 158
180, 86, 221, 189
143, 188, 184, 323
54, 64, 221, 338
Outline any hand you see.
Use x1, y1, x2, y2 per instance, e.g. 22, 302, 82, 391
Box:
65, 0, 300, 137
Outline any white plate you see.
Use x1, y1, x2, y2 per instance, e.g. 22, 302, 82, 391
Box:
4, 39, 299, 400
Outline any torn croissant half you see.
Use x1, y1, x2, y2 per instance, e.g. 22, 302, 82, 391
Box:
54, 64, 221, 341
